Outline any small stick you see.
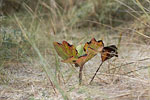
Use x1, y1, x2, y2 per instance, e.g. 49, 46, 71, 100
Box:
123, 65, 148, 75
89, 62, 103, 84
107, 58, 150, 72
45, 73, 57, 94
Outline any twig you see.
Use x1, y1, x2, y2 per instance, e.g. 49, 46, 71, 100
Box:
123, 66, 149, 75
108, 58, 150, 72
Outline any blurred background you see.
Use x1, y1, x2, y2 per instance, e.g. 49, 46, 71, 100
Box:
0, 0, 150, 100
1, 0, 149, 26
0, 0, 150, 63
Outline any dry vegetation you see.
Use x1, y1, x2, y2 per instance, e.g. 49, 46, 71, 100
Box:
0, 0, 150, 100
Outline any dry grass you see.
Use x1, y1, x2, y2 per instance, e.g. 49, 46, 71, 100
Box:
1, 0, 150, 100
0, 31, 150, 100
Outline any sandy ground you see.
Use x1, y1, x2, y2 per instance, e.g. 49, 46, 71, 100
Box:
0, 34, 150, 100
